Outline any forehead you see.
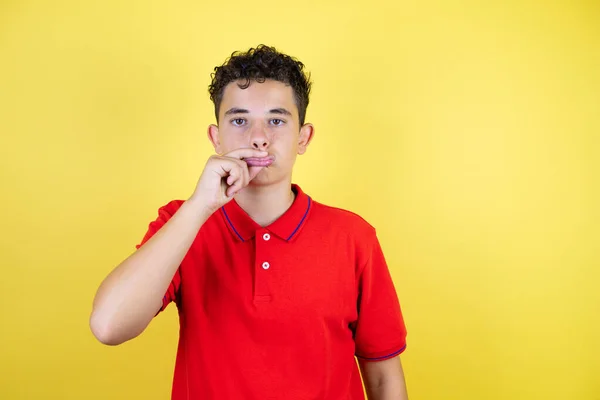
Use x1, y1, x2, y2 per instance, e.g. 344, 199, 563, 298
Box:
220, 79, 297, 114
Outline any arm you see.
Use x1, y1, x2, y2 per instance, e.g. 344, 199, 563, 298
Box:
89, 199, 210, 345
89, 148, 269, 346
359, 356, 408, 400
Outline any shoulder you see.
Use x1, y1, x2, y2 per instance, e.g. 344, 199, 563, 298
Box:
155, 199, 186, 218
308, 199, 383, 270
310, 199, 377, 238
142, 200, 186, 228
136, 199, 185, 249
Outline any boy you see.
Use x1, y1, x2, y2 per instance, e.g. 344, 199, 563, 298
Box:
90, 45, 408, 400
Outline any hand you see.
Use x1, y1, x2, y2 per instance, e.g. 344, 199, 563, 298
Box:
189, 148, 273, 214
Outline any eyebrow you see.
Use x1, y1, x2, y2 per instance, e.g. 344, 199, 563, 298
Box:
223, 107, 292, 116
224, 108, 249, 116
268, 108, 292, 116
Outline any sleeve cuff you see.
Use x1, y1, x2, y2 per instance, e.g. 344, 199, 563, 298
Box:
355, 343, 406, 361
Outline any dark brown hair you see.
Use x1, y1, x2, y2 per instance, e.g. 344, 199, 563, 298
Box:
209, 45, 312, 126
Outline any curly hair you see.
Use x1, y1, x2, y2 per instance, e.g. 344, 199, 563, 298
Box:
209, 45, 312, 126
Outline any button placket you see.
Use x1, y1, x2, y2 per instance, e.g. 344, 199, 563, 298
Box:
254, 229, 273, 302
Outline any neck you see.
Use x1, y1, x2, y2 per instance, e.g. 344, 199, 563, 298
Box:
234, 180, 296, 227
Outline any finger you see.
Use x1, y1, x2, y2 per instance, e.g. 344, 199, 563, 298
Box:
216, 158, 244, 178
228, 177, 244, 197
225, 173, 238, 198
225, 148, 269, 160
227, 166, 247, 197
248, 165, 264, 181
226, 182, 237, 198
226, 168, 239, 186
238, 162, 250, 189
232, 159, 251, 190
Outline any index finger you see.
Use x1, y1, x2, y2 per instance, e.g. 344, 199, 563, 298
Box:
224, 148, 269, 160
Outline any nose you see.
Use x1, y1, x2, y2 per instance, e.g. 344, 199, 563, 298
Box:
250, 127, 270, 150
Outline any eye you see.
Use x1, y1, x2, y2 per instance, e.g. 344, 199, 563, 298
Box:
270, 119, 285, 126
231, 118, 246, 127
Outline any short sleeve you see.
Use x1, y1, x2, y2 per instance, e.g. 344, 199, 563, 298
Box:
135, 200, 185, 315
354, 232, 407, 361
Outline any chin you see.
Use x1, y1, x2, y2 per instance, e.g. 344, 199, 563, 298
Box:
249, 174, 272, 186
250, 169, 287, 187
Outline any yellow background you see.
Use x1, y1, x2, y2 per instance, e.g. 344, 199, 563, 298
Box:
1, 0, 598, 399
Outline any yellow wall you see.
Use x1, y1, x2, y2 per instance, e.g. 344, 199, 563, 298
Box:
1, 1, 598, 399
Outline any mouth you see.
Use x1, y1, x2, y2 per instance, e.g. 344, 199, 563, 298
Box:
243, 155, 275, 167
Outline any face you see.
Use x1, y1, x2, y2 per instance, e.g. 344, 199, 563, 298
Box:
208, 79, 314, 187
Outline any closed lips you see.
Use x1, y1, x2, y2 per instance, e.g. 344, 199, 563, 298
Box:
244, 156, 275, 167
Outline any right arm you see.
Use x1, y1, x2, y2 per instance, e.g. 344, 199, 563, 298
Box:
89, 198, 210, 345
89, 148, 268, 345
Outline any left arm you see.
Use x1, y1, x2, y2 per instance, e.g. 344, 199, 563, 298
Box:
359, 356, 408, 400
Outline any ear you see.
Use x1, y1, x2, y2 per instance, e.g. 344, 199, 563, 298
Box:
207, 124, 222, 154
297, 123, 315, 155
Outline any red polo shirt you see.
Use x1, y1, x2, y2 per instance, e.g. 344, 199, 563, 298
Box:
136, 184, 407, 400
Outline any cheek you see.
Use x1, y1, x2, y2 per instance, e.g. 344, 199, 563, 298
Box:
219, 132, 245, 150
276, 139, 297, 155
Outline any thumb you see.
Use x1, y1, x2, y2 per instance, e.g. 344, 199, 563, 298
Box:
248, 165, 265, 181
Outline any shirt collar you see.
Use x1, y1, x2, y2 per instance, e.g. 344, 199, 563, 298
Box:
220, 184, 312, 242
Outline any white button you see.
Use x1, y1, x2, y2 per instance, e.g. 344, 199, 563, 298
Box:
263, 233, 271, 241
262, 262, 270, 270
